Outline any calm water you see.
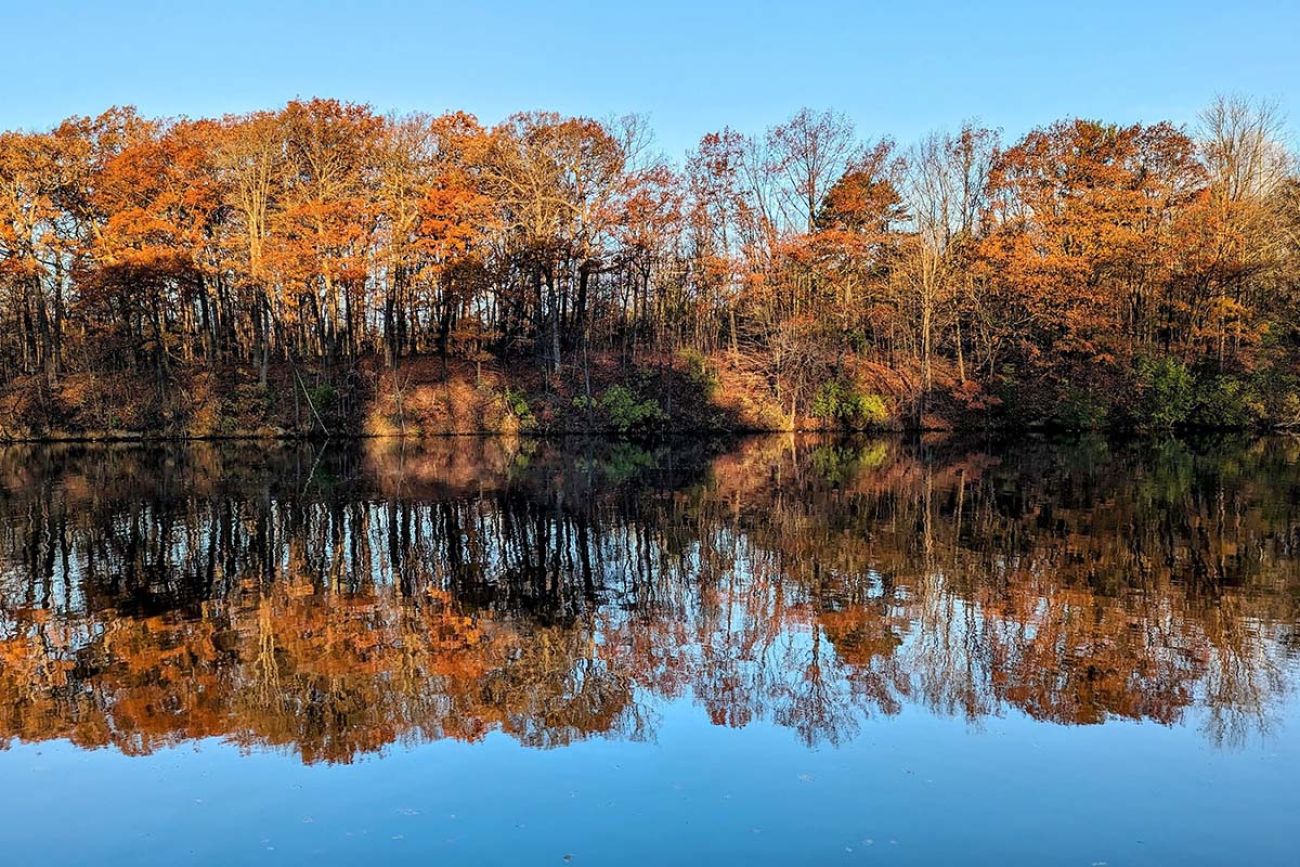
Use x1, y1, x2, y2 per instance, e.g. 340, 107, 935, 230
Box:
1, 435, 1298, 865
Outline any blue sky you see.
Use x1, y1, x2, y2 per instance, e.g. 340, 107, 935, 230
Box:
4, 0, 1297, 158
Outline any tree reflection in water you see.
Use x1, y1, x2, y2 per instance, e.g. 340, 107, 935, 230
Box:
1, 435, 1297, 763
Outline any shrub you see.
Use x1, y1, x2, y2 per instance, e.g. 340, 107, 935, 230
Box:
1134, 356, 1194, 431
810, 380, 889, 429
1192, 375, 1263, 428
600, 385, 666, 433
575, 385, 666, 433
679, 348, 720, 398
1050, 387, 1111, 430
1247, 368, 1300, 429
306, 383, 337, 416
501, 387, 533, 423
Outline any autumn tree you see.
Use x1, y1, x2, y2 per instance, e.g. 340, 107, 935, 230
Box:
978, 119, 1207, 416
211, 110, 285, 384
896, 124, 997, 408
1191, 96, 1296, 367
481, 112, 626, 375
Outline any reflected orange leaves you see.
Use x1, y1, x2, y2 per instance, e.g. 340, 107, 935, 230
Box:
0, 436, 1297, 762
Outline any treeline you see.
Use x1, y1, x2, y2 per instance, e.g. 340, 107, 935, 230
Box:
1, 96, 1298, 434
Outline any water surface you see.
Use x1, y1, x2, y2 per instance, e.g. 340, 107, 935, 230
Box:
1, 435, 1298, 864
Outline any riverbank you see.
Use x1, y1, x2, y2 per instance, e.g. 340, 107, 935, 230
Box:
0, 350, 1295, 442
0, 352, 953, 442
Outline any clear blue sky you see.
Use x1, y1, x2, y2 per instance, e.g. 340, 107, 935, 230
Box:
4, 0, 1297, 158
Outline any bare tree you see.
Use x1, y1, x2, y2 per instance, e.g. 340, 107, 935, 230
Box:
1197, 96, 1295, 364
899, 124, 998, 401
767, 108, 860, 233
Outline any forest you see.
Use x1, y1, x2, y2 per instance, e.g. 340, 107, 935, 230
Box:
1, 96, 1298, 438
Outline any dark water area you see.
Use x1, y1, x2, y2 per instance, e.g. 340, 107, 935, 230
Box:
1, 434, 1298, 865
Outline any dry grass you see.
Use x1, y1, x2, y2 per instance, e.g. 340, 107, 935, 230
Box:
0, 349, 988, 441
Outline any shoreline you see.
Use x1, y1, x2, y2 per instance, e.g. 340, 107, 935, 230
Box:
1, 423, 1288, 445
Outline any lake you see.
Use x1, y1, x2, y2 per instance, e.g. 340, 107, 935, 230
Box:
1, 435, 1297, 865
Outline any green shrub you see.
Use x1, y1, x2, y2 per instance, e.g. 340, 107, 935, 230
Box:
1051, 387, 1110, 430
574, 385, 666, 433
1192, 375, 1263, 428
502, 386, 533, 423
1247, 368, 1300, 428
306, 383, 337, 416
810, 380, 889, 428
679, 348, 720, 397
1135, 356, 1194, 431
601, 385, 666, 433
